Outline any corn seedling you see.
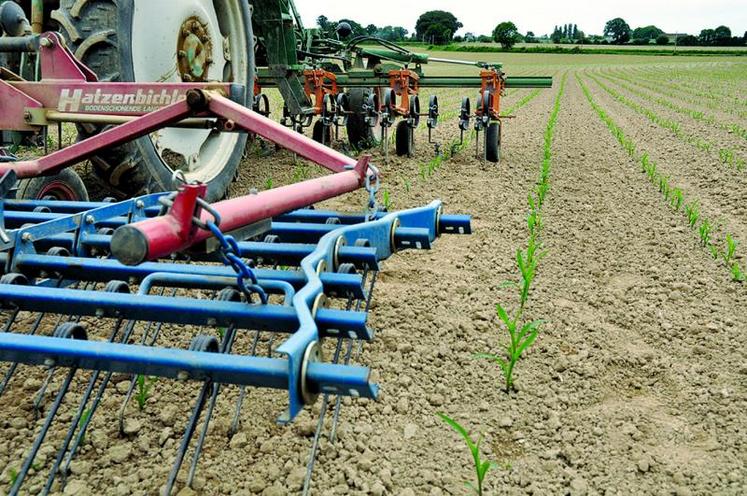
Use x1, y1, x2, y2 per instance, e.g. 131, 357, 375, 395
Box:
135, 375, 157, 411
685, 202, 700, 228
382, 190, 392, 211
671, 188, 684, 211
437, 413, 495, 496
264, 177, 273, 190
699, 219, 712, 247
732, 263, 745, 283
724, 234, 738, 265
8, 468, 18, 485
404, 180, 411, 194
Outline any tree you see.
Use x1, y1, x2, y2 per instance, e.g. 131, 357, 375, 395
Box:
525, 31, 537, 43
699, 28, 716, 45
677, 34, 698, 46
551, 26, 562, 43
572, 24, 578, 39
415, 11, 463, 44
604, 18, 631, 44
656, 34, 670, 45
317, 15, 331, 32
493, 21, 520, 49
632, 25, 663, 41
365, 24, 378, 36
714, 25, 732, 45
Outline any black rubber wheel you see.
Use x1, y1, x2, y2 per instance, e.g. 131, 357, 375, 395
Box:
485, 122, 501, 163
16, 169, 89, 201
312, 120, 332, 145
395, 120, 414, 157
51, 0, 254, 201
345, 88, 376, 150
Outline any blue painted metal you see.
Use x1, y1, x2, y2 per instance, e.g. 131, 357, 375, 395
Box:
0, 192, 471, 425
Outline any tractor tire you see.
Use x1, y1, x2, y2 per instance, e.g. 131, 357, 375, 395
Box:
51, 0, 254, 201
345, 88, 376, 150
16, 169, 89, 201
486, 122, 501, 163
395, 120, 413, 157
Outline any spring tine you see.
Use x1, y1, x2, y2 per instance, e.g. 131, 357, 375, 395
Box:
1, 308, 20, 332
44, 317, 127, 494
185, 325, 238, 487
228, 329, 262, 438
0, 277, 66, 398
301, 337, 345, 496
164, 379, 213, 495
117, 288, 172, 433
10, 367, 77, 496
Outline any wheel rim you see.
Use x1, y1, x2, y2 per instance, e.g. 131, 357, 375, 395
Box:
38, 181, 79, 201
130, 0, 248, 184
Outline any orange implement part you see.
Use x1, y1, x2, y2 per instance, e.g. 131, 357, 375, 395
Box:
478, 68, 506, 120
388, 69, 420, 116
303, 69, 338, 115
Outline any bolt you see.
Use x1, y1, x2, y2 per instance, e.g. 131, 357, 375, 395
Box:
207, 318, 217, 326
85, 215, 95, 225
178, 50, 187, 58
23, 111, 32, 122
95, 308, 105, 318
177, 371, 189, 381
43, 358, 55, 368
40, 38, 52, 48
135, 200, 145, 209
21, 232, 33, 242
182, 74, 194, 82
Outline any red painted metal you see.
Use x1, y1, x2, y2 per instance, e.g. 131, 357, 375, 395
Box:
39, 32, 97, 82
207, 94, 355, 173
113, 156, 371, 265
303, 69, 338, 115
388, 69, 419, 116
0, 97, 194, 178
0, 79, 43, 131
477, 68, 505, 120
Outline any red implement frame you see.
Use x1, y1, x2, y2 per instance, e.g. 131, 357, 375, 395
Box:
303, 69, 338, 115
477, 68, 506, 121
387, 69, 419, 116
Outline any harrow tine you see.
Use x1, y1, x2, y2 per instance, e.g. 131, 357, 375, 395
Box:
11, 367, 77, 495
165, 335, 220, 494
0, 276, 68, 399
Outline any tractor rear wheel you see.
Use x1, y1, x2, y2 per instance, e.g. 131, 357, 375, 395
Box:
16, 169, 89, 202
345, 88, 376, 150
51, 0, 254, 201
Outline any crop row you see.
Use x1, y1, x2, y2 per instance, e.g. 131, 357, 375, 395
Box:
598, 71, 747, 142
586, 73, 746, 171
578, 74, 744, 282
439, 74, 568, 495
629, 65, 747, 105
611, 68, 747, 119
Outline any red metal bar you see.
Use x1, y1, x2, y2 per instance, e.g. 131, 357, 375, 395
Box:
207, 93, 355, 173
0, 97, 195, 178
111, 156, 371, 265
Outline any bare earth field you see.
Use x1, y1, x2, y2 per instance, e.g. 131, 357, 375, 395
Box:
1, 53, 746, 495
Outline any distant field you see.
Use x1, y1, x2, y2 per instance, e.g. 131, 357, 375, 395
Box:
420, 48, 747, 76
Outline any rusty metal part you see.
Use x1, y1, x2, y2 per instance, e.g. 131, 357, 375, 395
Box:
177, 16, 213, 82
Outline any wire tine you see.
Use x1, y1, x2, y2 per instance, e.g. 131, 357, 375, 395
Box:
301, 336, 345, 496
186, 325, 238, 487
228, 329, 262, 438
0, 277, 66, 399
44, 317, 127, 494
10, 367, 77, 496
164, 379, 213, 495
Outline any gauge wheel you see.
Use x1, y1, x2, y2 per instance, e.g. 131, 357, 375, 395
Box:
52, 0, 254, 201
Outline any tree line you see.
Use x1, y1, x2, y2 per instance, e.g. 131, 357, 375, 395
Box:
316, 12, 746, 49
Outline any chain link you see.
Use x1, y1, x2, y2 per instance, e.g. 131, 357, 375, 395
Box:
364, 165, 381, 222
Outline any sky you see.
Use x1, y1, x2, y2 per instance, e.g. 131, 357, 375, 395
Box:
294, 0, 747, 38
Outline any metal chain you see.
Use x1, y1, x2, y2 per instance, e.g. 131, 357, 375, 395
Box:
364, 165, 381, 222
205, 221, 268, 304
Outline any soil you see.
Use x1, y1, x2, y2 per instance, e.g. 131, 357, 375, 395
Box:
1, 60, 746, 496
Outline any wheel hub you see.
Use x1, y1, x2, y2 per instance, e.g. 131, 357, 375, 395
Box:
177, 17, 213, 82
